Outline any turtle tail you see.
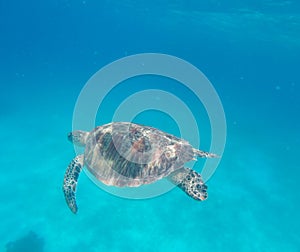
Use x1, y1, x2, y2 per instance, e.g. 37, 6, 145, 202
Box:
168, 167, 208, 201
63, 154, 84, 214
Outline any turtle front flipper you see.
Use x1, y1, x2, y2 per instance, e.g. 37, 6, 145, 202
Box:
168, 168, 208, 201
63, 154, 84, 214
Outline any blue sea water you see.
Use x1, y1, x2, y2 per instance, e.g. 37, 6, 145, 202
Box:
1, 0, 300, 251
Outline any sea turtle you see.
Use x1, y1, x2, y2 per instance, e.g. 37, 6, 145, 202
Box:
63, 122, 218, 213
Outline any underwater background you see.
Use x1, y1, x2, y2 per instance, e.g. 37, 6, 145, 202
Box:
1, 0, 299, 251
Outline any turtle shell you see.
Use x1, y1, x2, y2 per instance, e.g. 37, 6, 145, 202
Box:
84, 122, 195, 187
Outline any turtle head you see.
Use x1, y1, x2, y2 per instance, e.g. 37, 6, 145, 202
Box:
68, 130, 89, 146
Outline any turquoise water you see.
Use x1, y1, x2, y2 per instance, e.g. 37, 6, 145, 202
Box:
1, 1, 300, 251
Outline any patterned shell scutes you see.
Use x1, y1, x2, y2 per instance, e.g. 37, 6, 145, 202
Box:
84, 122, 195, 187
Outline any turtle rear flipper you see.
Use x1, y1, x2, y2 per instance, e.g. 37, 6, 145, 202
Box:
63, 154, 84, 214
168, 168, 208, 201
193, 148, 219, 158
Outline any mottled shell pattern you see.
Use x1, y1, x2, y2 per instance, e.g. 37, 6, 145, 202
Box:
83, 122, 195, 187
